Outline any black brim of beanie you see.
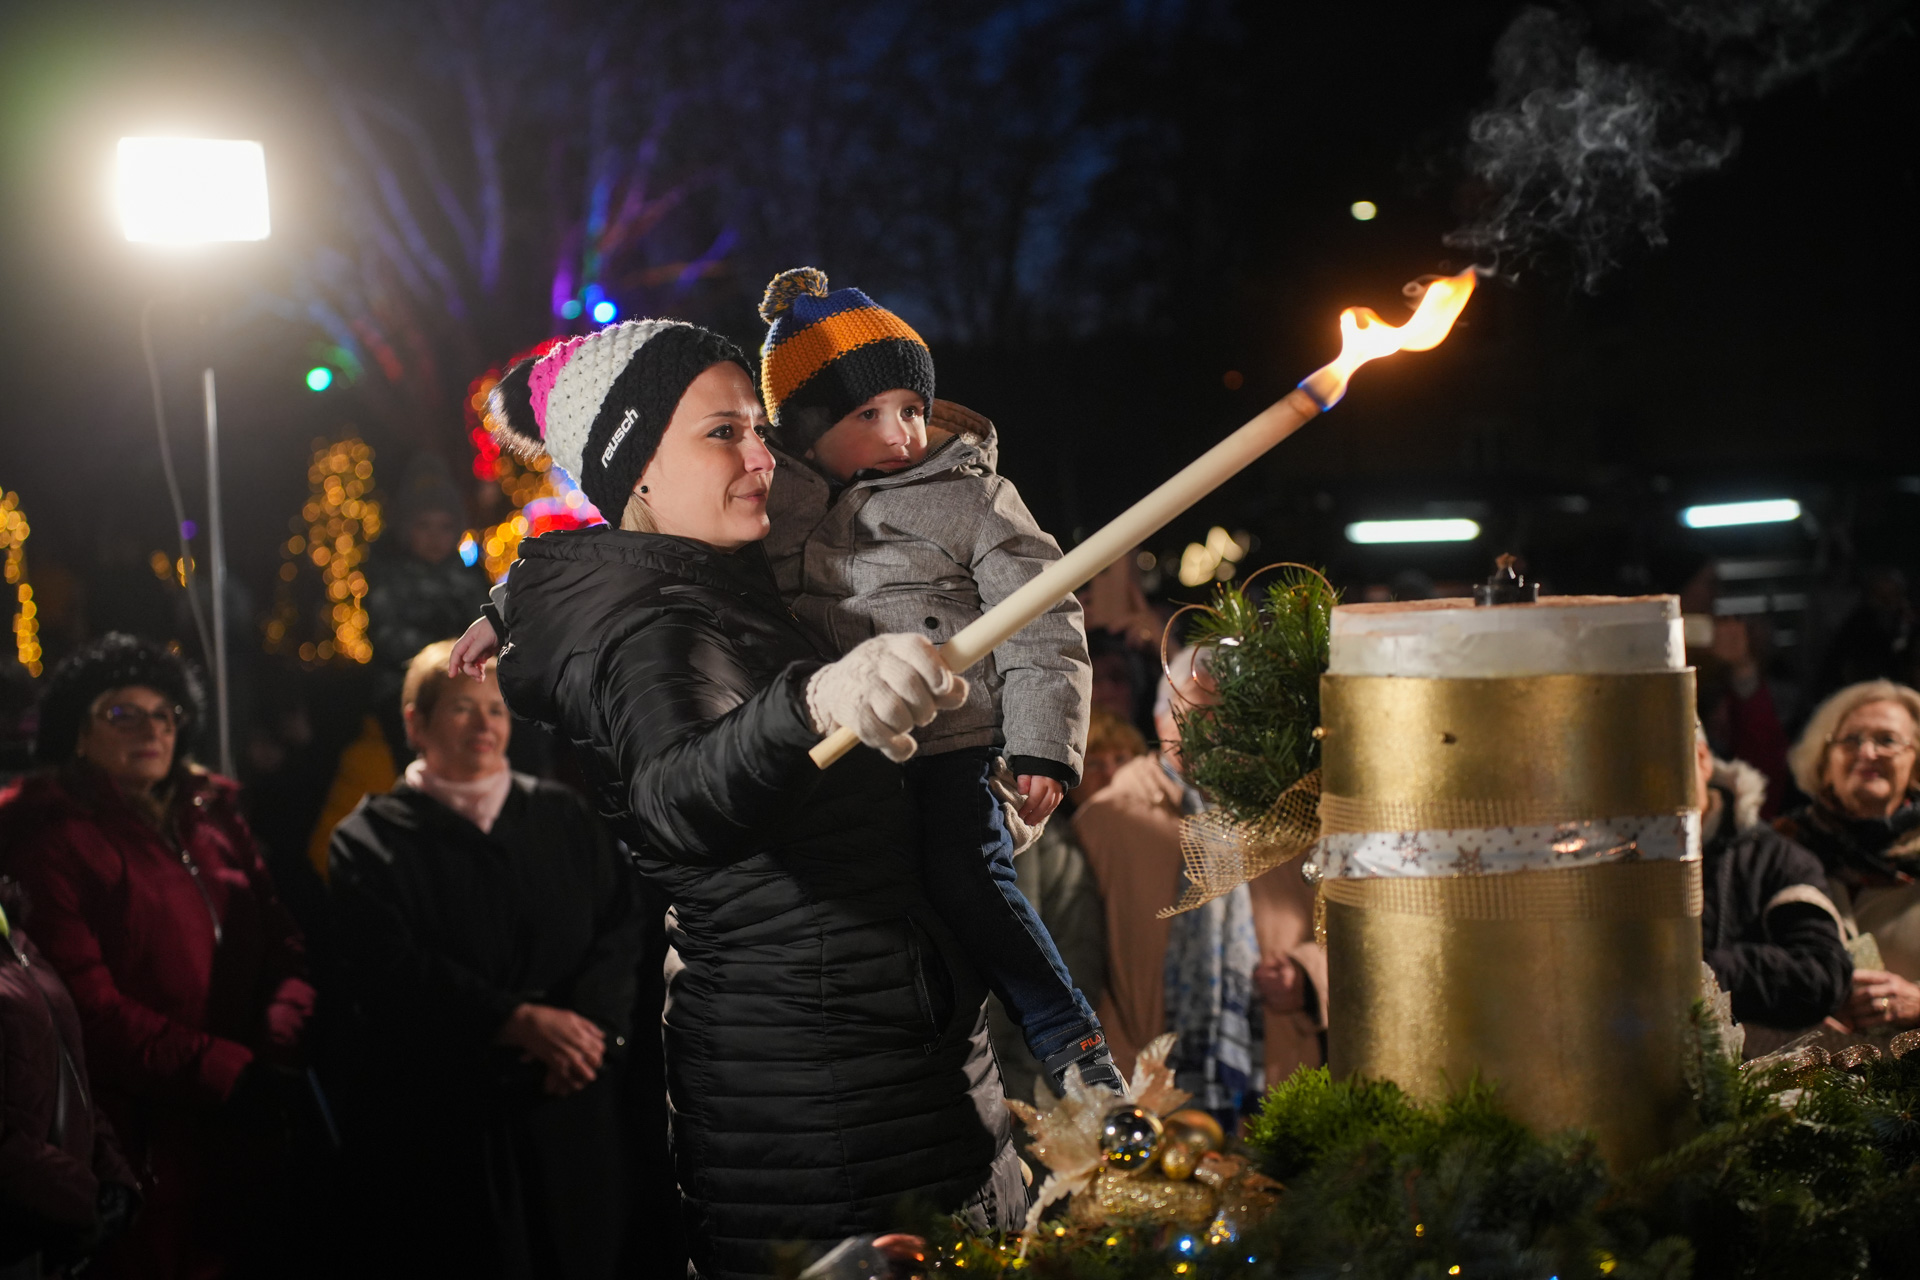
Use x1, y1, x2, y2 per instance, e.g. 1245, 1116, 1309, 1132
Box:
774, 337, 935, 450
579, 326, 752, 518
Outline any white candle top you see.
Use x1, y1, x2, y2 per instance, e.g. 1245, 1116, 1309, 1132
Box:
1327, 595, 1684, 677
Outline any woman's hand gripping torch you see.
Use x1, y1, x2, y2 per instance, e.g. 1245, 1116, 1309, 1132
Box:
808, 268, 1479, 769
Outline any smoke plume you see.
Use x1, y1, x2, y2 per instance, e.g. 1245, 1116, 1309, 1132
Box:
1447, 1, 1902, 289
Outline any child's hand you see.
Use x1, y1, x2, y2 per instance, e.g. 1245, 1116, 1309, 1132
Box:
1015, 775, 1063, 825
450, 616, 501, 680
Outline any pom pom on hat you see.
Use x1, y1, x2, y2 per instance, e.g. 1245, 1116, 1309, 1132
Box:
759, 267, 831, 323
757, 268, 933, 446
486, 357, 544, 461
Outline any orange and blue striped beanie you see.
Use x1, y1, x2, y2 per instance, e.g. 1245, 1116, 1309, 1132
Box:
757, 268, 935, 449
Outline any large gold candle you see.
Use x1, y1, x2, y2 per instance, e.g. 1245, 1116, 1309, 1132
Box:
1316, 595, 1700, 1170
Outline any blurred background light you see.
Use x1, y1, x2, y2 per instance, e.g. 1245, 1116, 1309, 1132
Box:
591, 299, 617, 324
117, 137, 270, 243
559, 299, 583, 320
305, 366, 333, 392
1177, 525, 1251, 585
1349, 200, 1378, 221
1345, 518, 1480, 544
1680, 498, 1801, 528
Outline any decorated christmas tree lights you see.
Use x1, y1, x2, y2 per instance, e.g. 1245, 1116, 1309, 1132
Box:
265, 437, 383, 664
1, 490, 40, 676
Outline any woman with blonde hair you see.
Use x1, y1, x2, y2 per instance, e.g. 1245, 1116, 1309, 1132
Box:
1775, 679, 1920, 1034
328, 641, 644, 1279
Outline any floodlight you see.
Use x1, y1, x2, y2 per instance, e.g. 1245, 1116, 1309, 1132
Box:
1345, 518, 1481, 544
1679, 499, 1801, 529
118, 137, 270, 244
120, 136, 272, 775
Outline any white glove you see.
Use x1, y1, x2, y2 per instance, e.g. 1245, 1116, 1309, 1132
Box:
805, 633, 968, 763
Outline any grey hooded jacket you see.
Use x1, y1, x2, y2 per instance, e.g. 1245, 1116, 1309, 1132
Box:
763, 403, 1090, 782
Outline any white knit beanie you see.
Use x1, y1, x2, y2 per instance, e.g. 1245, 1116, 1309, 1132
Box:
485, 319, 752, 518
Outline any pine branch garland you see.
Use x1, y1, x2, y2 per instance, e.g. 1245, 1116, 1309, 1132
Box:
1174, 567, 1338, 829
927, 1027, 1920, 1279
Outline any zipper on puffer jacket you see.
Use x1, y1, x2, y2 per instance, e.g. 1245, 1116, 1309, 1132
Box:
903, 918, 953, 1055
166, 833, 224, 947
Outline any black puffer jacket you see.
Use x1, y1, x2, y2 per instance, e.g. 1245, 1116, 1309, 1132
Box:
497, 528, 1018, 1280
1701, 760, 1852, 1031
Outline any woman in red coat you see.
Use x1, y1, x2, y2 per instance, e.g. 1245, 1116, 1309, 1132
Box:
0, 876, 140, 1277
0, 635, 312, 1279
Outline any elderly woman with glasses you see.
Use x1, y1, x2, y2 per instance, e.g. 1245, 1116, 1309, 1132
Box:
0, 634, 312, 1279
1775, 679, 1920, 1035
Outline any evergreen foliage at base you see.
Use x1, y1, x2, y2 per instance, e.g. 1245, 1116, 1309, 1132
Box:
927, 1039, 1920, 1280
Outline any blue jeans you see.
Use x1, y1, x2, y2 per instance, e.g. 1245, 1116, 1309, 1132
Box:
905, 747, 1098, 1062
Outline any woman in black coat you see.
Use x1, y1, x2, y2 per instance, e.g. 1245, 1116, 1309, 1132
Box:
476, 321, 1023, 1280
328, 642, 644, 1280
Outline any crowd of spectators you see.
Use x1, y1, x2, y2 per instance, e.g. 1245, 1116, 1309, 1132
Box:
1, 554, 1917, 1277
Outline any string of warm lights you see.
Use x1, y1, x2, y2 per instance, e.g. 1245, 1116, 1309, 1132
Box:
0, 490, 41, 676
264, 437, 382, 664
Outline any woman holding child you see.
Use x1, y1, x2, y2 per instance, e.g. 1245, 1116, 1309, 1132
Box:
464, 282, 1075, 1278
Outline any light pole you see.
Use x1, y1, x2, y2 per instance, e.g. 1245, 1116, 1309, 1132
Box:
117, 137, 271, 777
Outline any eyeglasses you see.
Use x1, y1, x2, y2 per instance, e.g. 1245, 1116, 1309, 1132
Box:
95, 703, 183, 733
1829, 731, 1916, 758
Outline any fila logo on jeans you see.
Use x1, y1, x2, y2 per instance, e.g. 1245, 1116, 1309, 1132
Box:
602, 408, 638, 466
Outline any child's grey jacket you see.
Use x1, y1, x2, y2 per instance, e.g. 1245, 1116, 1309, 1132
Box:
764, 405, 1091, 783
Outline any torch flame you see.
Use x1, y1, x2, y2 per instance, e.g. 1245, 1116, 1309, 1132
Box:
1298, 267, 1477, 409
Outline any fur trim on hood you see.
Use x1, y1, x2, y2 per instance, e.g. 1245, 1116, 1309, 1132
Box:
1710, 756, 1769, 833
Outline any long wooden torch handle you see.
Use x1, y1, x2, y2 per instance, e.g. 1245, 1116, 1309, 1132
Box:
807, 388, 1326, 769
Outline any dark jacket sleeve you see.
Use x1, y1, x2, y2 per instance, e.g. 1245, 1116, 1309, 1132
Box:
1705, 831, 1853, 1029
0, 1023, 96, 1231
551, 792, 644, 1037
327, 814, 521, 1052
595, 611, 827, 865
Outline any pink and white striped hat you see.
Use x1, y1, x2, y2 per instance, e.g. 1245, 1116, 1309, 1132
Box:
485, 319, 752, 518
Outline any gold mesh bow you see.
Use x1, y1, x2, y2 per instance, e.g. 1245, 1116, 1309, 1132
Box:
1160, 769, 1322, 918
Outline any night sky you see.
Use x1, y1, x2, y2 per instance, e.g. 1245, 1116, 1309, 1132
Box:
1, 0, 1914, 675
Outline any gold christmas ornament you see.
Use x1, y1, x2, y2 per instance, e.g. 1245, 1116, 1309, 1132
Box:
1164, 1109, 1226, 1153
1158, 1108, 1225, 1180
1099, 1105, 1164, 1171
1006, 1034, 1192, 1253
1007, 1034, 1285, 1250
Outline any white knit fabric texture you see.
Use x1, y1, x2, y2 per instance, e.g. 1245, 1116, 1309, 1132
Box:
540, 319, 681, 482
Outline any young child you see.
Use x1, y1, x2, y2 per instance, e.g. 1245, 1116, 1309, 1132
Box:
459, 272, 1115, 1091
460, 272, 1120, 1091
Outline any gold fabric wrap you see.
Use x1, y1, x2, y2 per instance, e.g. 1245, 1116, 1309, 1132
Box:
1318, 670, 1701, 1171
1318, 672, 1697, 832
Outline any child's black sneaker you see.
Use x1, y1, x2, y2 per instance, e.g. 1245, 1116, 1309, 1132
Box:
1043, 1028, 1125, 1095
